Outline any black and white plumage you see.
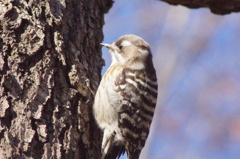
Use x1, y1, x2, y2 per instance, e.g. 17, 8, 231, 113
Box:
93, 34, 158, 159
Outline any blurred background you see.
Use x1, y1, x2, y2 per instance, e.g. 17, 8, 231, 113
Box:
101, 0, 240, 159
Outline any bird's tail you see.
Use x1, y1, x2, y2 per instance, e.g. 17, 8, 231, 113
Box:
101, 141, 141, 159
103, 144, 125, 159
101, 131, 125, 159
127, 149, 141, 159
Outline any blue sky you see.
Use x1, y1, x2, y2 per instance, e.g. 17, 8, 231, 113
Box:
101, 1, 240, 159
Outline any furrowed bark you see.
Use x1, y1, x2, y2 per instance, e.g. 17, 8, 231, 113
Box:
0, 0, 113, 158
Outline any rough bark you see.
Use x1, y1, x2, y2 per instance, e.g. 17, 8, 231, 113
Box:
159, 0, 240, 15
0, 0, 113, 158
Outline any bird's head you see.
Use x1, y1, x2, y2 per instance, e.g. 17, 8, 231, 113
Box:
101, 34, 152, 70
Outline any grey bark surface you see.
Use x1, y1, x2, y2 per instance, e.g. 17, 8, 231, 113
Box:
159, 0, 240, 15
0, 0, 112, 158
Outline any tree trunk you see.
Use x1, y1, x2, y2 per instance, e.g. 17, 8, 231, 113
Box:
0, 0, 112, 158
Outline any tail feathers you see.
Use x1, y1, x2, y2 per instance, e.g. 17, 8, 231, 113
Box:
127, 149, 141, 159
102, 144, 125, 159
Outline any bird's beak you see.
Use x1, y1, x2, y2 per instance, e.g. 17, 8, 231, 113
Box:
100, 43, 112, 49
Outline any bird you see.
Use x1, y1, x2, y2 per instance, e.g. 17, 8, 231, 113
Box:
93, 34, 158, 159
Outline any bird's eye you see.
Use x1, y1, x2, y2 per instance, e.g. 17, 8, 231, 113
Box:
142, 46, 149, 50
119, 45, 123, 50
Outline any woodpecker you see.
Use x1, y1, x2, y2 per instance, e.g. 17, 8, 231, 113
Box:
93, 34, 158, 159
